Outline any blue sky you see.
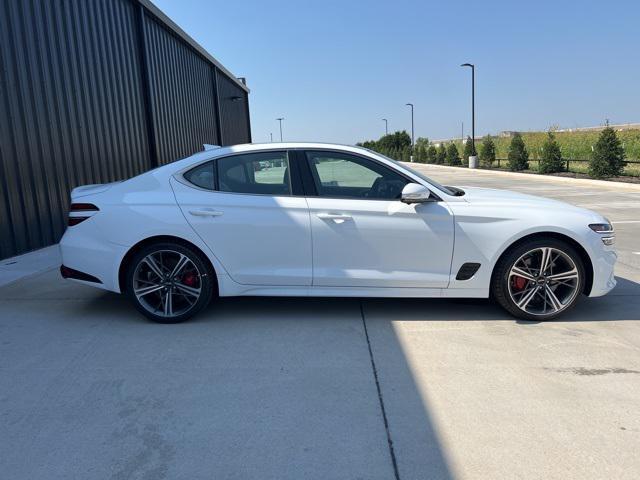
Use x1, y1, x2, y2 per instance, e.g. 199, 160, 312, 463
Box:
153, 0, 640, 145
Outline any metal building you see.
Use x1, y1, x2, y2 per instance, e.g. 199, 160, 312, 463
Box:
0, 0, 251, 260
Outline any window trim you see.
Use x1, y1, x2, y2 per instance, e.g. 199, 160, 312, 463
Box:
299, 148, 441, 202
178, 149, 304, 197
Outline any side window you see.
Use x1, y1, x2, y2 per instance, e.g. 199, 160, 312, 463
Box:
305, 151, 409, 200
218, 151, 291, 195
184, 161, 215, 190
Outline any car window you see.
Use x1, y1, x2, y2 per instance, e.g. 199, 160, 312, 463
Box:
183, 161, 215, 190
218, 151, 291, 196
305, 151, 409, 200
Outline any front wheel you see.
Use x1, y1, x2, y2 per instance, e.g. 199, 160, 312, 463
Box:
125, 242, 214, 323
492, 238, 585, 321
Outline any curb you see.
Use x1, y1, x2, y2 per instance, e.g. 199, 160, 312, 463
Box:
403, 162, 640, 192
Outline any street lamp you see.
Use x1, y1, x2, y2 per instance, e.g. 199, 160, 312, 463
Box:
460, 63, 476, 166
276, 117, 284, 142
405, 103, 414, 162
405, 103, 414, 146
382, 118, 388, 136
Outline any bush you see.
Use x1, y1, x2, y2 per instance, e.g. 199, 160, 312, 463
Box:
436, 144, 446, 165
463, 136, 475, 160
415, 144, 428, 163
507, 132, 529, 171
479, 135, 496, 167
539, 132, 565, 173
446, 143, 461, 166
589, 126, 626, 178
426, 145, 437, 164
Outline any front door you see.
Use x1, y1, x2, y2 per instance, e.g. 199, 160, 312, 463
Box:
171, 150, 312, 286
303, 150, 454, 288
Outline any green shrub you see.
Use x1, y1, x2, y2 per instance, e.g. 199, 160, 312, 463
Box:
479, 135, 496, 167
463, 136, 475, 159
539, 132, 565, 173
426, 145, 437, 164
446, 143, 461, 166
589, 126, 626, 178
436, 144, 446, 165
507, 132, 529, 171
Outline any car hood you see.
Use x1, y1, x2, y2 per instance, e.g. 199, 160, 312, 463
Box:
457, 186, 599, 217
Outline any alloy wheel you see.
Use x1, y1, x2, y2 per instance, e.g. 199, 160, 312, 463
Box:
508, 247, 580, 316
133, 249, 202, 318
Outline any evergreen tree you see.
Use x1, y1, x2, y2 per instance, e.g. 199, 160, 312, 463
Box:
415, 137, 429, 149
446, 143, 461, 166
507, 132, 529, 171
436, 144, 446, 165
401, 146, 412, 162
415, 144, 427, 163
479, 135, 496, 168
463, 136, 474, 159
589, 126, 626, 178
378, 131, 412, 152
426, 145, 437, 164
539, 132, 564, 173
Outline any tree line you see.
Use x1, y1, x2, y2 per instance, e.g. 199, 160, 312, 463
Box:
357, 125, 628, 178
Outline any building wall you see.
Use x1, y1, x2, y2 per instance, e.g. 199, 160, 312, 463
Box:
0, 0, 251, 259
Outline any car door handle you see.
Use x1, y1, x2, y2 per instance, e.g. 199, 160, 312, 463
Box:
189, 209, 223, 217
317, 213, 352, 222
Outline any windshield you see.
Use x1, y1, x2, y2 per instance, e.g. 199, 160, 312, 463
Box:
367, 150, 457, 196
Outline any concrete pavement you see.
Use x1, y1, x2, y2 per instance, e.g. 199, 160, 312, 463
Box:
1, 169, 640, 479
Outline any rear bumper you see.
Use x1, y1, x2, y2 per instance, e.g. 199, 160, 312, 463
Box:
59, 222, 128, 293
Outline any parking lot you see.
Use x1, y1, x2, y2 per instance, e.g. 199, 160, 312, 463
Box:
1, 167, 640, 479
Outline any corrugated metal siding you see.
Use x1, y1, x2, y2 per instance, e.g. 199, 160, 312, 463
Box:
0, 0, 150, 259
217, 71, 251, 146
0, 0, 251, 260
143, 13, 219, 165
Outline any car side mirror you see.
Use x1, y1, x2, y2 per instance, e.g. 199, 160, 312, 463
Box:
401, 183, 433, 204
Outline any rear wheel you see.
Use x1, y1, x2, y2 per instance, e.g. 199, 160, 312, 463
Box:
492, 238, 585, 321
125, 242, 214, 323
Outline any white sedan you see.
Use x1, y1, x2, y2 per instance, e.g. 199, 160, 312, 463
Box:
60, 143, 617, 323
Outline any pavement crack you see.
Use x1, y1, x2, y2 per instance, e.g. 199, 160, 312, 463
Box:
359, 300, 401, 480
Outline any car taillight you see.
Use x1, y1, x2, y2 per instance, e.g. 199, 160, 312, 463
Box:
68, 203, 99, 226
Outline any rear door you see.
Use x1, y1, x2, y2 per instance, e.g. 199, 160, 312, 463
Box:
301, 149, 454, 288
171, 150, 312, 286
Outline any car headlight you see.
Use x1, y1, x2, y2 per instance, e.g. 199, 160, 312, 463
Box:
588, 222, 614, 233
589, 220, 614, 245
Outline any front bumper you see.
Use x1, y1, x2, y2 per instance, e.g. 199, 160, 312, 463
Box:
588, 246, 617, 297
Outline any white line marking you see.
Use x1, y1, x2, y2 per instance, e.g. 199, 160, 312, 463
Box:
633, 252, 640, 255
612, 220, 640, 224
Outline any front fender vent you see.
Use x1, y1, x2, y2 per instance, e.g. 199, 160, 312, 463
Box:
456, 262, 481, 281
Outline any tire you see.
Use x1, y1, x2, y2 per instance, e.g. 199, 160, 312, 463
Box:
491, 238, 585, 321
125, 241, 214, 323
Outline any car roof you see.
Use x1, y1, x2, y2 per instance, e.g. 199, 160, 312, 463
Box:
161, 142, 372, 171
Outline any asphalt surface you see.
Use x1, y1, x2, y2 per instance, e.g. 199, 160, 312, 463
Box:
1, 167, 639, 479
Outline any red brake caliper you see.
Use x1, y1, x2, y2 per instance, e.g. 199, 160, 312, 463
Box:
511, 275, 527, 291
182, 272, 197, 287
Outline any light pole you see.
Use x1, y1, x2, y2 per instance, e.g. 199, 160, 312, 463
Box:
382, 118, 388, 136
270, 132, 273, 142
460, 63, 476, 166
405, 103, 414, 162
276, 117, 284, 142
